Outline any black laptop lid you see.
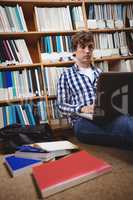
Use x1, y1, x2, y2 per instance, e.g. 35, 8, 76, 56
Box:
95, 72, 133, 119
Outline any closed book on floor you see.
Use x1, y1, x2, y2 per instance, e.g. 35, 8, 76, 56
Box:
31, 140, 79, 151
15, 150, 54, 161
15, 145, 71, 160
4, 155, 42, 177
32, 150, 112, 198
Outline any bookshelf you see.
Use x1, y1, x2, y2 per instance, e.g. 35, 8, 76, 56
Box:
0, 0, 133, 131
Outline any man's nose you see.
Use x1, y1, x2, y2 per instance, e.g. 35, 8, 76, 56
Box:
84, 46, 90, 52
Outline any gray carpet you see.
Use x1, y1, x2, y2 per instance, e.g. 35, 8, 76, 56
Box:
0, 136, 133, 200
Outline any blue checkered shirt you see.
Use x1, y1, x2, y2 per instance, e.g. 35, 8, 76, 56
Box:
57, 64, 102, 123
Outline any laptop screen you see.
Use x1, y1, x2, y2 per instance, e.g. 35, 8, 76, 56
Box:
95, 72, 133, 119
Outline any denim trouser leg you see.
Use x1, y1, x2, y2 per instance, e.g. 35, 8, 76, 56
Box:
73, 115, 133, 148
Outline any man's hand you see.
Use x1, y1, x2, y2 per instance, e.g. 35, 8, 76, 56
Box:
80, 105, 94, 114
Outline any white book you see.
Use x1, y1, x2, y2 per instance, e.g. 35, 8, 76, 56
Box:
87, 19, 97, 29
22, 69, 30, 97
0, 14, 5, 32
9, 6, 20, 32
31, 141, 79, 152
18, 5, 28, 31
66, 6, 73, 30
34, 7, 41, 31
0, 107, 4, 128
0, 6, 11, 32
78, 6, 85, 29
12, 71, 19, 98
97, 19, 106, 29
22, 110, 30, 125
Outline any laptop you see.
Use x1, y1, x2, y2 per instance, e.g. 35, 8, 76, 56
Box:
77, 72, 133, 120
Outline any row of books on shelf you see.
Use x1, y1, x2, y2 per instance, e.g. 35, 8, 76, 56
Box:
0, 39, 32, 65
0, 101, 48, 128
35, 4, 133, 31
3, 140, 112, 198
42, 60, 133, 96
0, 99, 65, 128
86, 3, 133, 29
95, 59, 133, 72
0, 33, 132, 65
35, 6, 84, 31
0, 68, 43, 100
0, 59, 133, 102
41, 32, 133, 63
44, 67, 66, 96
0, 3, 133, 33
0, 4, 27, 32
93, 32, 131, 58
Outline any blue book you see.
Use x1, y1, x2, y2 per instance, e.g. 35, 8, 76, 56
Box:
56, 36, 61, 53
2, 107, 7, 127
45, 36, 52, 53
24, 104, 36, 125
15, 105, 25, 126
16, 145, 45, 153
15, 5, 24, 31
11, 105, 17, 124
88, 4, 94, 19
4, 155, 42, 177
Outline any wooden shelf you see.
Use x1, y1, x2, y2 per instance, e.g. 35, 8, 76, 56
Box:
0, 0, 83, 6
42, 60, 74, 67
0, 96, 46, 105
0, 28, 132, 39
0, 32, 43, 40
85, 0, 133, 3
94, 55, 133, 62
42, 55, 133, 67
0, 63, 41, 70
88, 27, 133, 33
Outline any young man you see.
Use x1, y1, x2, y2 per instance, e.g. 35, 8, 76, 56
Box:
57, 31, 133, 148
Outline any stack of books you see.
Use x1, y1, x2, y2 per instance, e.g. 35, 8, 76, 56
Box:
3, 140, 79, 177
3, 141, 112, 198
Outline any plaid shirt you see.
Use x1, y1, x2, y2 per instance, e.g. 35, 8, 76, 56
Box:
57, 64, 102, 122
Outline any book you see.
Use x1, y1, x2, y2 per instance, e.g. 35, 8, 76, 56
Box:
32, 150, 112, 198
16, 144, 72, 160
4, 155, 42, 177
31, 140, 79, 152
15, 146, 57, 161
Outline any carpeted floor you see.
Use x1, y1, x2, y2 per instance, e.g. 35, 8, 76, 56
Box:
0, 136, 133, 200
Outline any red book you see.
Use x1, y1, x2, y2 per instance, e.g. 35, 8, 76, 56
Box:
32, 150, 112, 198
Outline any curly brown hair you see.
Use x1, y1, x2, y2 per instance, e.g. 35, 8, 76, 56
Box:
72, 31, 94, 51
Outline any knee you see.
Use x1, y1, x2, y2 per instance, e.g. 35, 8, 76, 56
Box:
113, 115, 133, 137
114, 115, 129, 128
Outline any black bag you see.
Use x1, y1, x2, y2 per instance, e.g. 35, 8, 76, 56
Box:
0, 123, 54, 154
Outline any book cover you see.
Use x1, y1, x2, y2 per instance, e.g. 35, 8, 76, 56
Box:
15, 146, 54, 161
32, 140, 79, 152
32, 150, 112, 198
16, 145, 71, 160
4, 155, 42, 177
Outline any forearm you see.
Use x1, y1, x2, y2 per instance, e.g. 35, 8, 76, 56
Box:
57, 101, 83, 115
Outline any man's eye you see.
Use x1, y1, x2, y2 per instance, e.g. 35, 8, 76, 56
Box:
81, 45, 85, 48
88, 45, 94, 49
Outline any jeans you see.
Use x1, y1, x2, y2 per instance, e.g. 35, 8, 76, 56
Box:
73, 115, 133, 148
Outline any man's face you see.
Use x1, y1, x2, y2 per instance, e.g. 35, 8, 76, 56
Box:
75, 42, 94, 66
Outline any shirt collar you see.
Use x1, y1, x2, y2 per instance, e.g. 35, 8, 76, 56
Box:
73, 63, 96, 72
